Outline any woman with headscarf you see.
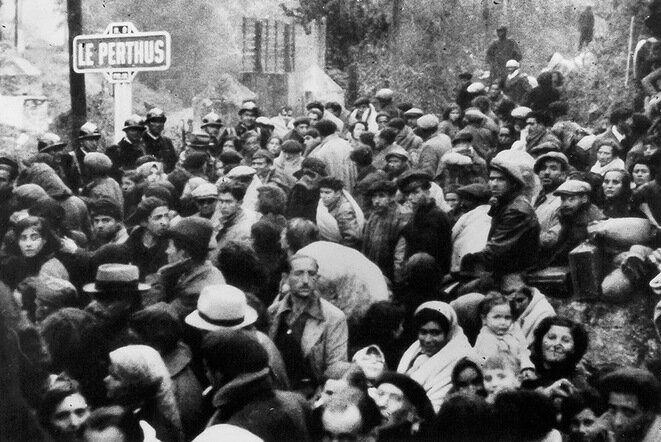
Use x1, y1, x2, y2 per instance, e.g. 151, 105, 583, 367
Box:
105, 345, 183, 442
397, 301, 474, 412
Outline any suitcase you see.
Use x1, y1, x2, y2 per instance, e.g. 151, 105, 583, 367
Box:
569, 241, 604, 299
526, 266, 571, 298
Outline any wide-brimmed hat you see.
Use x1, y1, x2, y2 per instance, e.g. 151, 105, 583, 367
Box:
123, 115, 145, 132
78, 122, 102, 140
187, 131, 212, 149
83, 263, 150, 294
185, 284, 258, 331
38, 133, 67, 153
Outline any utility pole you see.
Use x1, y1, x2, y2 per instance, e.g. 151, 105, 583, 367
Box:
14, 0, 18, 48
391, 0, 401, 50
67, 0, 86, 149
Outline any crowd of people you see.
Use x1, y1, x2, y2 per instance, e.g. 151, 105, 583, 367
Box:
7, 15, 661, 442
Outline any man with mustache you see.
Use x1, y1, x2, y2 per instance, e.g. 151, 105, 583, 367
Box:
540, 180, 605, 266
268, 254, 348, 396
534, 152, 569, 236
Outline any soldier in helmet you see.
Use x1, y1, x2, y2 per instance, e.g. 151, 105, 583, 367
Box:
143, 108, 178, 173
201, 111, 223, 156
105, 115, 147, 179
36, 133, 75, 189
70, 122, 103, 192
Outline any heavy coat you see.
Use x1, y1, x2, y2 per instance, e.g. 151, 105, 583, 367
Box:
416, 133, 452, 177
143, 131, 178, 173
400, 199, 452, 275
362, 203, 410, 281
465, 193, 540, 276
308, 134, 357, 191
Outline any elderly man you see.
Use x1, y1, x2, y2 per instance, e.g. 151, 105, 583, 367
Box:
268, 254, 348, 394
600, 368, 661, 442
461, 155, 540, 277
533, 152, 569, 234
540, 180, 605, 266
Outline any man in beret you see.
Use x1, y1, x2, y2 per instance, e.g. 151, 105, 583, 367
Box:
274, 140, 304, 181
415, 114, 452, 177
540, 180, 605, 266
362, 180, 410, 282
396, 171, 452, 281
486, 26, 522, 84
88, 197, 128, 250
317, 176, 363, 249
252, 149, 295, 194
308, 120, 357, 191
461, 156, 540, 276
283, 117, 309, 145
148, 216, 225, 318
373, 372, 435, 440
533, 152, 569, 235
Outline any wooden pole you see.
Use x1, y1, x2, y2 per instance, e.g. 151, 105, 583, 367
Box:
625, 16, 635, 87
67, 0, 87, 149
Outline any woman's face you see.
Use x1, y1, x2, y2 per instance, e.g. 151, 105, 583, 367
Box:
352, 123, 366, 140
19, 226, 45, 258
418, 320, 448, 356
354, 351, 385, 381
602, 171, 625, 199
597, 145, 615, 166
49, 393, 90, 439
222, 140, 237, 150
449, 109, 461, 122
267, 138, 282, 156
632, 164, 652, 186
541, 325, 575, 365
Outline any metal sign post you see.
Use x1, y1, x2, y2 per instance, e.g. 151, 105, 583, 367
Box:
72, 22, 171, 142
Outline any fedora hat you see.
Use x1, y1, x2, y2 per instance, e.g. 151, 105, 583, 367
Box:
83, 263, 150, 294
185, 284, 258, 331
38, 133, 67, 153
78, 122, 102, 140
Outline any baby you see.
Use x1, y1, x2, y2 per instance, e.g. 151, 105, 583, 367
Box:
473, 292, 534, 372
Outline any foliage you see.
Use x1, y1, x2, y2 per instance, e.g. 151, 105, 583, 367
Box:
281, 0, 390, 69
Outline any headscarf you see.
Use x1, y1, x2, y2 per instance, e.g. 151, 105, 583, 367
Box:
397, 301, 474, 412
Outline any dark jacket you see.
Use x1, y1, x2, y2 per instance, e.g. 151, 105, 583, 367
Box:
105, 138, 147, 179
143, 131, 178, 173
401, 199, 452, 275
362, 203, 410, 281
465, 193, 540, 276
207, 369, 310, 442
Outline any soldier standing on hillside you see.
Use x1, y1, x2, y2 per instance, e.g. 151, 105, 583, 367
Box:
486, 26, 522, 84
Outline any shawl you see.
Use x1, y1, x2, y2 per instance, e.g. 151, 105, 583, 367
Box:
397, 301, 473, 412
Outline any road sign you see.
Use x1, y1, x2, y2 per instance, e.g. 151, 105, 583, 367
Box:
71, 22, 171, 142
73, 22, 171, 76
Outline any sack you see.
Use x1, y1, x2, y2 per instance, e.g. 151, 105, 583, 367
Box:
601, 268, 634, 304
588, 218, 653, 248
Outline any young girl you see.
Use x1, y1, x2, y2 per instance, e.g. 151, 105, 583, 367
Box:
473, 292, 534, 371
590, 139, 625, 176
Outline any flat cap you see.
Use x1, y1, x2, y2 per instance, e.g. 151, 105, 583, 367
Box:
403, 107, 424, 118
375, 88, 394, 100
452, 132, 474, 144
511, 106, 532, 119
534, 152, 570, 173
554, 179, 591, 196
397, 170, 432, 193
467, 82, 486, 94
417, 114, 440, 130
506, 59, 520, 68
191, 183, 219, 199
